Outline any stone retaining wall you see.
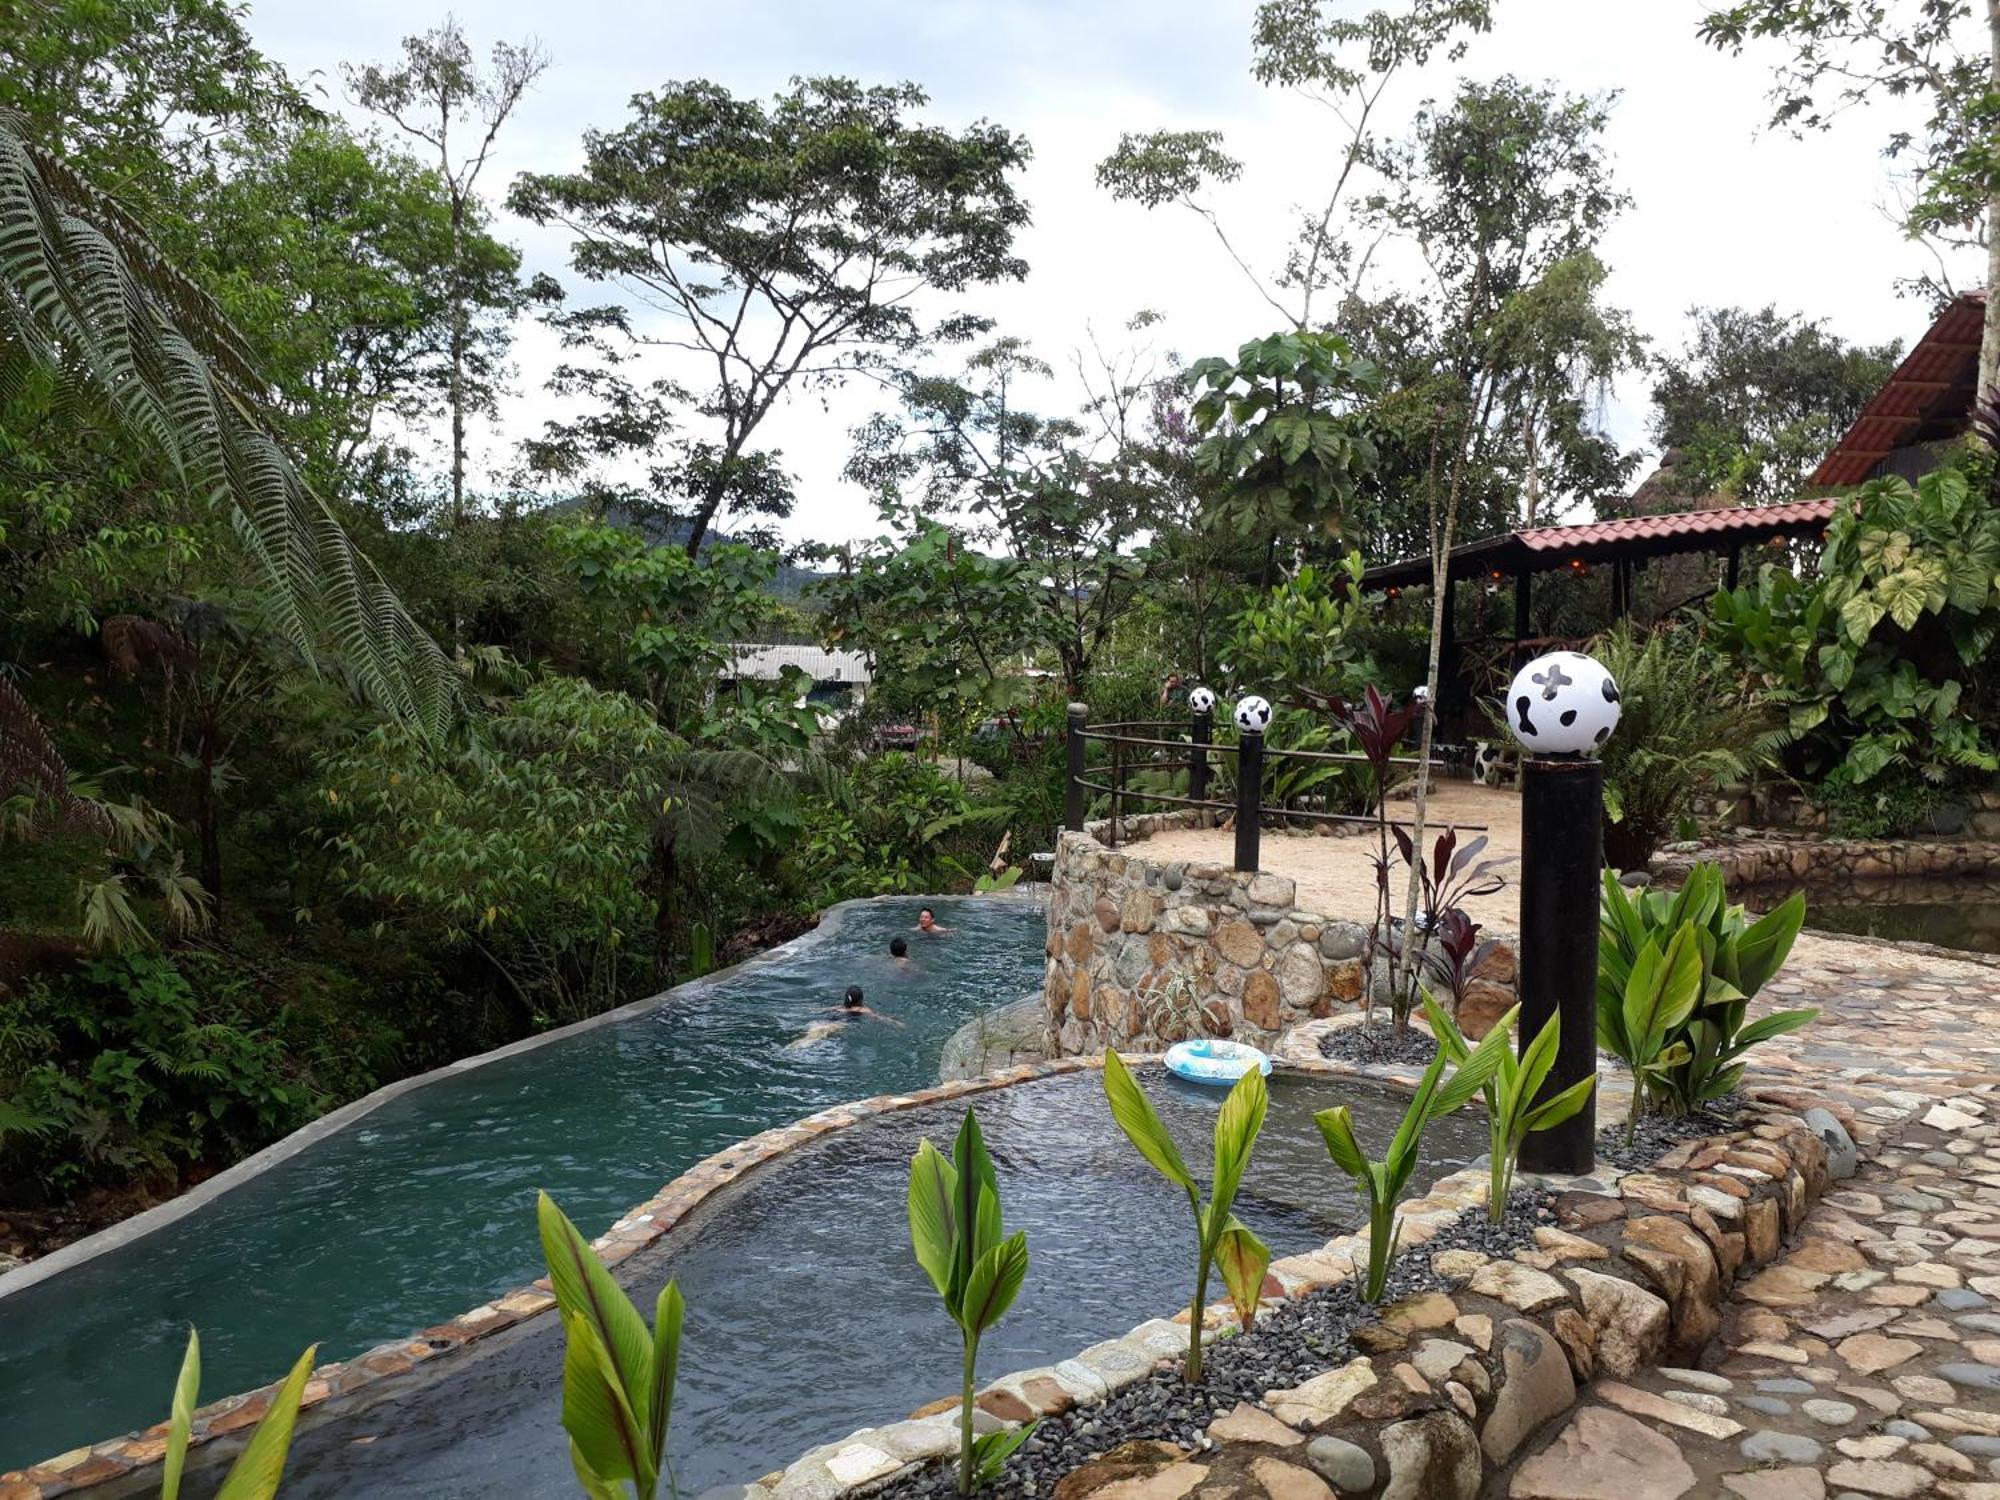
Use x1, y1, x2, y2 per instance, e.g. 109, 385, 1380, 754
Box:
1651, 834, 2000, 890
751, 1061, 1847, 1500
1043, 812, 1518, 1056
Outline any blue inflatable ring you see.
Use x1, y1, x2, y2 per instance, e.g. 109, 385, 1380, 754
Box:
1164, 1038, 1273, 1085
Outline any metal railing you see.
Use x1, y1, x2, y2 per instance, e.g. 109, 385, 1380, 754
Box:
1063, 703, 1481, 873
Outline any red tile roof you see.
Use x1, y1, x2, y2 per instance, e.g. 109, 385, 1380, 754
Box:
1515, 497, 1840, 554
1810, 291, 1984, 488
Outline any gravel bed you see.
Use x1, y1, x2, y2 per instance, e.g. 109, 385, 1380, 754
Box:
873, 1188, 1554, 1500
1595, 1100, 1741, 1173
1317, 1022, 1438, 1068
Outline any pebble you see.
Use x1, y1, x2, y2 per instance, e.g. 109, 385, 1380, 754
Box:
1934, 1288, 1987, 1311
1802, 1399, 1860, 1426
1660, 1368, 1733, 1393
1937, 1363, 2000, 1391
1737, 1396, 1794, 1417
1757, 1379, 1816, 1395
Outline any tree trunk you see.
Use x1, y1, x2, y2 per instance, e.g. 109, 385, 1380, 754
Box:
449, 193, 468, 530
197, 737, 222, 924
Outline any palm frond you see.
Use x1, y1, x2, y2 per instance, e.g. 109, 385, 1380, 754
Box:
0, 109, 460, 737
0, 675, 108, 836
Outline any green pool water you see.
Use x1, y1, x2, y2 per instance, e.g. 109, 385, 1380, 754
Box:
0, 897, 1046, 1474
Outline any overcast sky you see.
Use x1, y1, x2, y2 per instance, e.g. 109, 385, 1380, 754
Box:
249, 0, 1981, 548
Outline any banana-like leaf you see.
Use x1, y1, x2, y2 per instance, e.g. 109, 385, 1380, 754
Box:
1102, 1049, 1196, 1191
1512, 1010, 1561, 1112
212, 1343, 318, 1500
1214, 1217, 1271, 1332
1522, 1074, 1596, 1133
649, 1281, 684, 1477
538, 1192, 654, 1427
1208, 1066, 1269, 1230
908, 1139, 959, 1304
972, 1421, 1039, 1481
1624, 927, 1702, 1059
1431, 1018, 1512, 1117
1725, 1007, 1818, 1058
1421, 991, 1474, 1065
559, 1308, 656, 1491
568, 1437, 628, 1500
1387, 1050, 1451, 1172
1726, 891, 1806, 997
162, 1329, 202, 1500
960, 1232, 1031, 1337
1313, 1104, 1370, 1183
953, 1111, 1002, 1294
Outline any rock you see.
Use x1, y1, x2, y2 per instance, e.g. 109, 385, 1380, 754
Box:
1380, 1291, 1461, 1334
1803, 1107, 1858, 1180
1243, 971, 1283, 1031
1469, 1260, 1571, 1313
1247, 1457, 1333, 1500
1318, 921, 1367, 961
1801, 1398, 1859, 1425
1215, 919, 1265, 968
1740, 1431, 1824, 1464
1721, 1470, 1826, 1500
1378, 1410, 1480, 1500
1565, 1268, 1670, 1377
1482, 1319, 1577, 1464
1938, 1363, 2000, 1391
1206, 1403, 1302, 1448
1266, 1358, 1377, 1428
1508, 1406, 1696, 1499
1745, 1197, 1781, 1263
1623, 1215, 1723, 1349
1552, 1307, 1598, 1380
1302, 1436, 1374, 1495
1276, 945, 1323, 1007
1660, 1367, 1732, 1393
1054, 1443, 1197, 1500
1838, 1332, 1924, 1375
1822, 1459, 1932, 1497
1596, 1380, 1744, 1439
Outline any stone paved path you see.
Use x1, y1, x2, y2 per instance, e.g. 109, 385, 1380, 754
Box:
1493, 937, 2000, 1499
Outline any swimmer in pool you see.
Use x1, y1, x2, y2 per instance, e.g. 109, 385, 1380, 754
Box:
890, 936, 911, 961
915, 907, 951, 935
786, 985, 903, 1047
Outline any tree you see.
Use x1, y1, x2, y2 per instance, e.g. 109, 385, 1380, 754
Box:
1097, 0, 1493, 329
1650, 305, 1904, 503
1699, 0, 2000, 399
346, 20, 548, 526
510, 77, 1031, 559
189, 119, 522, 501
0, 108, 460, 735
1356, 77, 1634, 994
847, 336, 1157, 696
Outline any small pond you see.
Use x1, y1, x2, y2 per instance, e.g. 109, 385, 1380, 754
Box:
262, 1067, 1488, 1498
1748, 876, 2000, 956
0, 898, 1045, 1476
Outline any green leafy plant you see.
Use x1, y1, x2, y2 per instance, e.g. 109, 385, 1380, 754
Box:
1314, 1036, 1505, 1301
1599, 865, 1815, 1121
1591, 622, 1764, 870
1101, 1049, 1271, 1378
161, 1329, 317, 1500
1423, 996, 1595, 1221
537, 1191, 685, 1500
908, 1110, 1035, 1494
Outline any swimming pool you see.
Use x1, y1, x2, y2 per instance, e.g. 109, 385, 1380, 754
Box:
259, 1067, 1489, 1497
0, 897, 1046, 1475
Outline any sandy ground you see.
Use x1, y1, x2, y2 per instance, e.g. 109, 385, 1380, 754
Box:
1133, 781, 1526, 929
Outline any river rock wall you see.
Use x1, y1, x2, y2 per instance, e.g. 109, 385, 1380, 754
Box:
1042, 812, 1517, 1055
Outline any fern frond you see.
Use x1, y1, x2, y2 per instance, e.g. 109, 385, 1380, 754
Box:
0, 110, 460, 736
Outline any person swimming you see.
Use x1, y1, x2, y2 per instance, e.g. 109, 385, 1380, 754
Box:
890, 937, 910, 960
786, 985, 902, 1048
915, 907, 951, 935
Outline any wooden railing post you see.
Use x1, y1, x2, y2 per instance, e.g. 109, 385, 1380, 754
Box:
1189, 707, 1212, 806
1064, 703, 1087, 832
1234, 728, 1263, 872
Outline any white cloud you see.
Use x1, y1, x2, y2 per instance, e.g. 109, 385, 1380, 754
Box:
251, 0, 1980, 549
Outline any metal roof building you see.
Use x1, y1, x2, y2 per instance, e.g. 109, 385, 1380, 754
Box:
721, 644, 872, 683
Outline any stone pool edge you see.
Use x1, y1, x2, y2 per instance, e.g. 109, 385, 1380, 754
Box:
0, 891, 1048, 1500
749, 1041, 1856, 1500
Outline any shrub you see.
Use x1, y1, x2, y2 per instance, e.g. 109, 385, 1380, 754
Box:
1598, 865, 1814, 1125
1592, 622, 1763, 871
1101, 1050, 1271, 1380
908, 1110, 1035, 1493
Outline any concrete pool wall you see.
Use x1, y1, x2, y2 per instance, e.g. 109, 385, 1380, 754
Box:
1043, 810, 1522, 1057
0, 893, 1048, 1499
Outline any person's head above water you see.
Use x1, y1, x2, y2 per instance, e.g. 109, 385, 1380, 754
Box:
917, 908, 937, 930
843, 985, 866, 1010
890, 937, 909, 958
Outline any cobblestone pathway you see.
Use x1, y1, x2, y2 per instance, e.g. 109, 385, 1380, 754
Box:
1493, 936, 2000, 1499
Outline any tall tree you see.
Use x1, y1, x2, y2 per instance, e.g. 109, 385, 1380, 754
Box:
346, 20, 548, 526
1650, 305, 1904, 502
1097, 0, 1493, 329
510, 77, 1032, 559
1699, 0, 2000, 399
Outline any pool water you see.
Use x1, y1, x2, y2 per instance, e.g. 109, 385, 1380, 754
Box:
1746, 877, 2000, 956
0, 898, 1045, 1475
265, 1068, 1488, 1498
